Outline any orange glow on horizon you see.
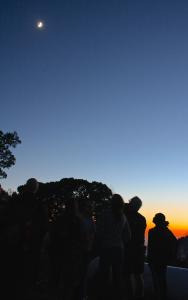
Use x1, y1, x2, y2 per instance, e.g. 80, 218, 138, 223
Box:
140, 206, 188, 240
145, 222, 188, 239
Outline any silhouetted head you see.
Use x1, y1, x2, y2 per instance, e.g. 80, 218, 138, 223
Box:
128, 196, 142, 212
25, 178, 39, 194
111, 194, 124, 215
153, 213, 169, 226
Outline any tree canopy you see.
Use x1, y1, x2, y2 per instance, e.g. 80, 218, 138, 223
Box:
18, 177, 113, 222
0, 130, 21, 179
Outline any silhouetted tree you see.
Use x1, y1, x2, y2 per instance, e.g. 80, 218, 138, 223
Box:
17, 178, 112, 222
0, 130, 21, 178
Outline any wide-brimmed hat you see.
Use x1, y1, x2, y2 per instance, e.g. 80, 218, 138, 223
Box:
153, 213, 169, 226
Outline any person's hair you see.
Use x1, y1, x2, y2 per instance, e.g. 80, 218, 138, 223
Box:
129, 196, 142, 211
111, 194, 124, 220
26, 178, 39, 193
153, 213, 169, 226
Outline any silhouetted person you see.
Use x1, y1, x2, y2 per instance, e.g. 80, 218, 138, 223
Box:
76, 198, 96, 300
18, 178, 48, 293
58, 198, 87, 300
148, 213, 177, 300
48, 212, 66, 292
124, 196, 146, 300
0, 194, 22, 299
97, 194, 131, 300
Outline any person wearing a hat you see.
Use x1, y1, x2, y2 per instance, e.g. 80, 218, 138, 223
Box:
147, 213, 177, 300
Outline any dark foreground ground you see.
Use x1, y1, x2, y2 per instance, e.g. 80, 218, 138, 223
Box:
26, 281, 153, 300
26, 262, 188, 300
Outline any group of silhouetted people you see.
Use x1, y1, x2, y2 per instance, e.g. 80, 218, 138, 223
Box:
0, 178, 178, 300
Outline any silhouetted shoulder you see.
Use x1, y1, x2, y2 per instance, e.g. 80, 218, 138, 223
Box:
148, 227, 156, 237
148, 225, 177, 266
126, 210, 146, 233
137, 212, 146, 226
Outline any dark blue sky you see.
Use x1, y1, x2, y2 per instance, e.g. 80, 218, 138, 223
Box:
1, 0, 188, 228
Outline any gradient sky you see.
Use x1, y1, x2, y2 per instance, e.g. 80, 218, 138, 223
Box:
1, 0, 188, 237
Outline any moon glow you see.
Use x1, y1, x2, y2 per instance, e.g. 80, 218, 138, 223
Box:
37, 21, 44, 29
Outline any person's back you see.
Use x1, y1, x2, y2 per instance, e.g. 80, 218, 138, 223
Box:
18, 192, 48, 257
98, 208, 128, 249
97, 194, 131, 300
125, 198, 146, 265
0, 197, 23, 300
48, 201, 86, 296
17, 178, 48, 290
124, 196, 146, 300
148, 225, 177, 267
54, 198, 88, 300
125, 207, 146, 247
148, 213, 177, 300
62, 209, 85, 256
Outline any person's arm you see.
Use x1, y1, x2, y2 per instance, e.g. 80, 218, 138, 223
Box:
167, 229, 178, 264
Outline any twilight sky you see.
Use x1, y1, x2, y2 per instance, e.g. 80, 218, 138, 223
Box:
1, 0, 188, 236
